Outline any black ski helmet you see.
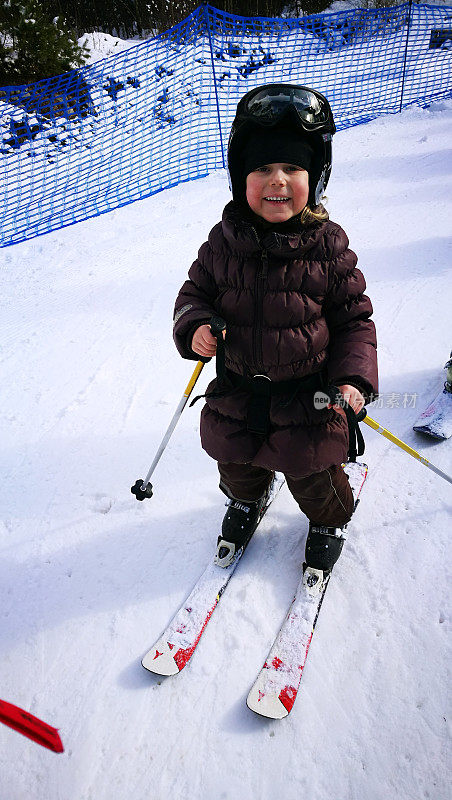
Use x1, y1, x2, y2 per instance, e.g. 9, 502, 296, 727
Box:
227, 83, 336, 208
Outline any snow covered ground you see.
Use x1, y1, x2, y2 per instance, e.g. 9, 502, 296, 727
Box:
0, 98, 451, 799
78, 31, 141, 62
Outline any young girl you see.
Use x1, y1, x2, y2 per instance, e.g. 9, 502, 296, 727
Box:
173, 84, 378, 584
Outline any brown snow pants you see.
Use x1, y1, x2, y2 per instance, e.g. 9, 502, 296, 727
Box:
218, 462, 354, 527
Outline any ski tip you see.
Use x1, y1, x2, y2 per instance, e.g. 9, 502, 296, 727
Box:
246, 686, 290, 720
141, 640, 181, 676
413, 424, 449, 440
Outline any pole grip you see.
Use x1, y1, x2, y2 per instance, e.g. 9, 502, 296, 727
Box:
210, 316, 227, 388
210, 315, 227, 337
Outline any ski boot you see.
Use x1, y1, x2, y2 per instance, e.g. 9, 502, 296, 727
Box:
214, 491, 269, 568
303, 523, 346, 596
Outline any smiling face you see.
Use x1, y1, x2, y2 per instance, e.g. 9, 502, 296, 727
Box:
245, 163, 309, 223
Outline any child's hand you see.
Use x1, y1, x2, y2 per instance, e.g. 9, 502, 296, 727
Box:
191, 324, 226, 358
336, 384, 365, 414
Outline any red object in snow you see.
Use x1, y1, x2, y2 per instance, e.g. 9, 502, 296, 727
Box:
0, 699, 64, 753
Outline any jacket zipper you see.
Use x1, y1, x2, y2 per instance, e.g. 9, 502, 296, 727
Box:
253, 249, 268, 370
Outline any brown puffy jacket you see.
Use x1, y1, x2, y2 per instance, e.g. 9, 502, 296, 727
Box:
173, 202, 378, 476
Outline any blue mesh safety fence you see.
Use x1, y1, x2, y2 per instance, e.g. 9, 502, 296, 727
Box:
0, 2, 451, 247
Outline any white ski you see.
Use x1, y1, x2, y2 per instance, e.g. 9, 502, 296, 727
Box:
142, 476, 285, 676
413, 353, 452, 440
247, 462, 368, 719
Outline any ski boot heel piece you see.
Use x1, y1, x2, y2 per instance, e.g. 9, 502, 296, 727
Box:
302, 564, 331, 597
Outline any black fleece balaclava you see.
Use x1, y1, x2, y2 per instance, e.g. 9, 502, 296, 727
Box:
228, 123, 314, 208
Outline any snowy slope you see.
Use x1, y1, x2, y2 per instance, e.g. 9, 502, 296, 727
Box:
78, 31, 141, 63
0, 99, 451, 800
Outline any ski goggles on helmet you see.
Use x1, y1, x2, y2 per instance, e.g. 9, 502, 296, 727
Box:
235, 84, 336, 135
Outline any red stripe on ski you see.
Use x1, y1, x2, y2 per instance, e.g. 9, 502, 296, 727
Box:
0, 699, 64, 753
173, 598, 220, 671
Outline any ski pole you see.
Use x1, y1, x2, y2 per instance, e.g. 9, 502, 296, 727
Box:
358, 410, 452, 486
131, 316, 227, 500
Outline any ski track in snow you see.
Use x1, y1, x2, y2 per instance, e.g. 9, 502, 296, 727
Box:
0, 98, 451, 800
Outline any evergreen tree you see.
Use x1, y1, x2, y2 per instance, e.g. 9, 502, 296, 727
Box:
0, 0, 88, 85
47, 1, 138, 38
286, 0, 331, 15
45, 1, 295, 38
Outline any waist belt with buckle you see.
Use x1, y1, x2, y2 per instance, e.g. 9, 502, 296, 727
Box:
225, 369, 325, 436
189, 324, 364, 459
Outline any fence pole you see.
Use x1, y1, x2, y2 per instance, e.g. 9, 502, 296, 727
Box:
399, 0, 414, 113
204, 3, 226, 169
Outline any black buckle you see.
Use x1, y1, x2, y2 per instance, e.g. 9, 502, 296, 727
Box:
251, 374, 271, 393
